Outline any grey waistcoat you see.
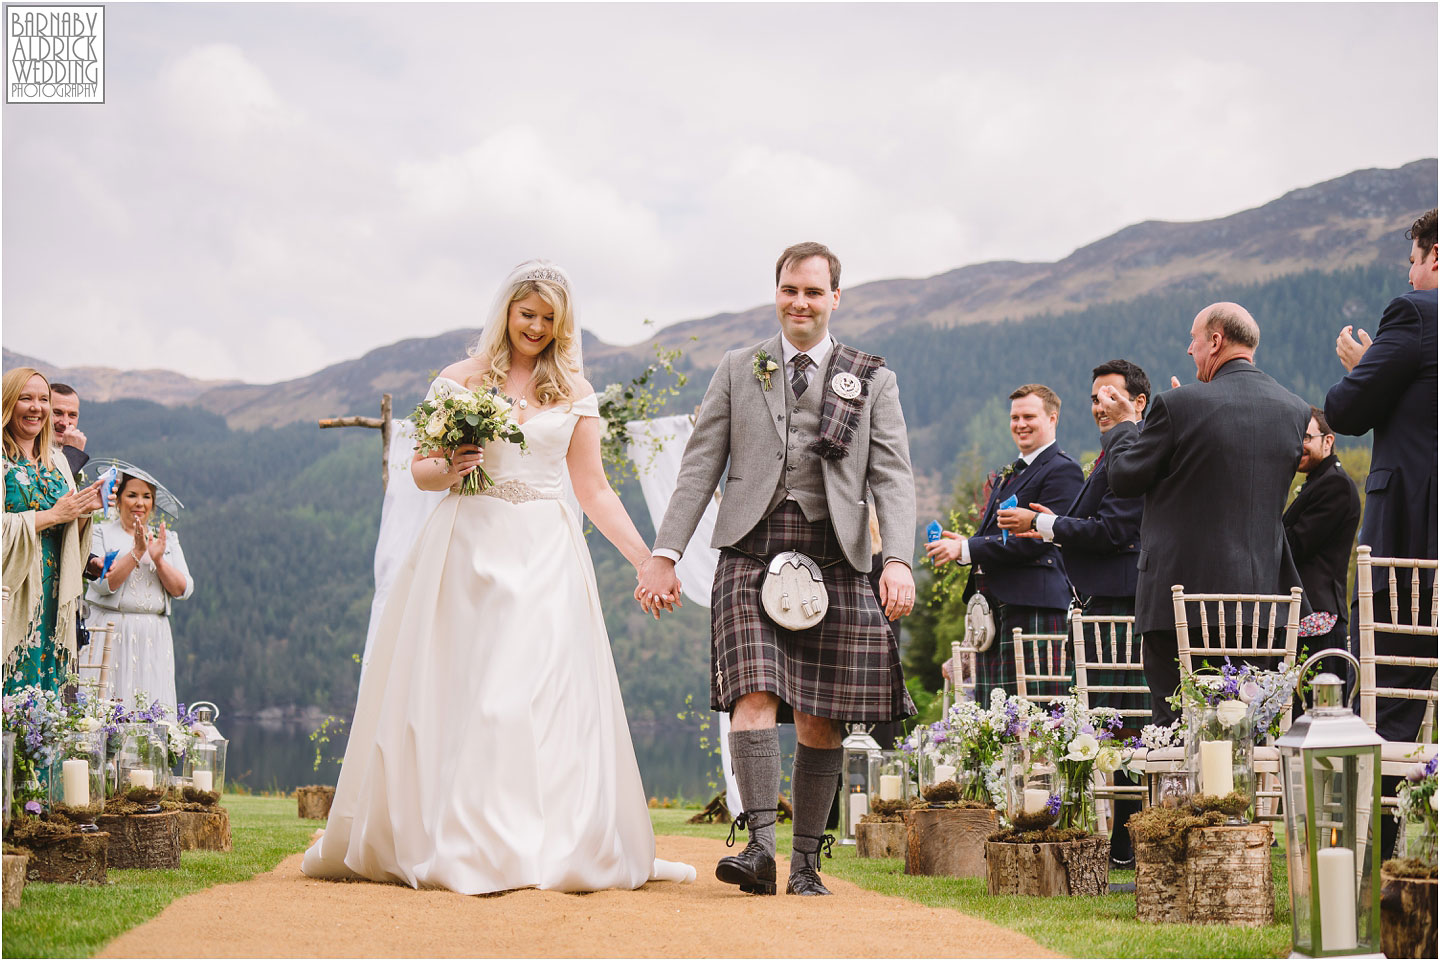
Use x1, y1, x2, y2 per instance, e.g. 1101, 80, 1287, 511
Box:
766, 365, 828, 522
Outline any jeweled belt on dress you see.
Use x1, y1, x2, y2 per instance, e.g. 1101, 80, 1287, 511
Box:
479, 479, 559, 504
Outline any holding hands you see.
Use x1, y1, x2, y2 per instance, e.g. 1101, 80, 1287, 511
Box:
634, 555, 683, 619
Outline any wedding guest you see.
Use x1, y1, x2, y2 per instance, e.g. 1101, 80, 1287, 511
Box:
48, 383, 89, 480
928, 384, 1083, 707
1100, 303, 1309, 725
84, 469, 194, 712
2, 368, 103, 696
1282, 407, 1360, 671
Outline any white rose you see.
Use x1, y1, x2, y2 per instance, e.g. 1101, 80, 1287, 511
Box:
426, 411, 446, 438
1431, 791, 1438, 813
1066, 732, 1100, 762
1095, 746, 1121, 774
489, 393, 513, 417
1216, 699, 1248, 728
81, 717, 102, 732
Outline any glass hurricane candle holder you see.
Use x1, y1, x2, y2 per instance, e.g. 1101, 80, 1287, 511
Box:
1153, 770, 1194, 810
48, 731, 105, 830
868, 750, 910, 810
116, 722, 170, 809
183, 737, 228, 797
919, 748, 961, 804
1005, 742, 1058, 829
1185, 702, 1255, 823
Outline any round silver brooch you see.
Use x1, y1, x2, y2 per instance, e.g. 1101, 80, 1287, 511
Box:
830, 371, 862, 400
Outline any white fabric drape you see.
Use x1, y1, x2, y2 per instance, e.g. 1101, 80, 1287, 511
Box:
624, 415, 742, 816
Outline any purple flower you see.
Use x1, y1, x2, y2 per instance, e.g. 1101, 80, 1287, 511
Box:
1045, 794, 1062, 816
1080, 723, 1096, 736
1426, 756, 1437, 778
24, 801, 41, 815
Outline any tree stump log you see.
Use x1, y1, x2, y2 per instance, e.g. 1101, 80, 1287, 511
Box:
856, 821, 907, 859
985, 836, 1108, 897
176, 808, 232, 852
296, 785, 335, 820
3, 853, 27, 907
1131, 821, 1273, 926
23, 833, 108, 884
903, 807, 997, 878
1381, 870, 1438, 958
97, 811, 180, 870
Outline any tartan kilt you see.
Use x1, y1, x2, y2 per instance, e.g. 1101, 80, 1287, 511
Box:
973, 601, 1070, 709
1074, 594, 1150, 720
710, 501, 915, 723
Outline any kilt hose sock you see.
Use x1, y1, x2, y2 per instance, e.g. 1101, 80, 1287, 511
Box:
729, 728, 781, 856
790, 743, 842, 875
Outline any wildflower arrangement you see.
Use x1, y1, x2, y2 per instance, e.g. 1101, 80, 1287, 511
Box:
1170, 657, 1305, 740
409, 381, 526, 494
1136, 719, 1186, 751
1395, 754, 1438, 870
2, 685, 70, 808
936, 694, 1009, 803
1028, 696, 1141, 832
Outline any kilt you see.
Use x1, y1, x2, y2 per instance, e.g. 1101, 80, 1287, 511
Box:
972, 600, 1070, 709
1074, 595, 1150, 720
710, 501, 915, 723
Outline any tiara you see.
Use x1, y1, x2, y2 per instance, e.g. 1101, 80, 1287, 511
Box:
518, 264, 569, 289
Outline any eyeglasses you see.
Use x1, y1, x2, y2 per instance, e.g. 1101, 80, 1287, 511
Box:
1304, 433, 1327, 442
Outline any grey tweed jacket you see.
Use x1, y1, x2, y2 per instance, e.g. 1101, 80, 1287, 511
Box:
655, 332, 916, 573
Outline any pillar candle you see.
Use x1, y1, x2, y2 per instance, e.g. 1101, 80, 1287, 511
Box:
192, 770, 214, 793
878, 774, 902, 801
1198, 740, 1233, 796
1316, 847, 1358, 951
849, 791, 869, 835
1023, 788, 1050, 815
127, 769, 155, 789
62, 759, 89, 808
934, 763, 957, 784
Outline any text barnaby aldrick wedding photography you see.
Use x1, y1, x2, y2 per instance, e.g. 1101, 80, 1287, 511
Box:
6, 4, 104, 104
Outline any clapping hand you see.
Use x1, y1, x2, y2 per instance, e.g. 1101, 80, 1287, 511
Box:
634, 555, 683, 619
50, 478, 104, 524
1095, 384, 1141, 425
146, 522, 168, 562
1336, 325, 1372, 372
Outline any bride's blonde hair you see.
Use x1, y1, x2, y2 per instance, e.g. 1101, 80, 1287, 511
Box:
467, 262, 581, 406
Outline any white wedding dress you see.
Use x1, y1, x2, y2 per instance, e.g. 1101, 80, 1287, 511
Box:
302, 380, 692, 893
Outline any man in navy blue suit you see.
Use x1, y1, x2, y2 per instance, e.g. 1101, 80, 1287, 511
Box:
1325, 208, 1438, 746
927, 384, 1083, 706
999, 360, 1149, 866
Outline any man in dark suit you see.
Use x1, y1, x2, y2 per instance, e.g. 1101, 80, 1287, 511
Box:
1325, 208, 1437, 745
1283, 406, 1361, 671
1098, 303, 1310, 724
927, 384, 1083, 706
1000, 359, 1148, 866
49, 383, 90, 480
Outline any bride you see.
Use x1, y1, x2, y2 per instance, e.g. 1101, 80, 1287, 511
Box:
302, 261, 693, 893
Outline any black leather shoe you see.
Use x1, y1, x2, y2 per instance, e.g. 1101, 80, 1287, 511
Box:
715, 842, 777, 895
785, 865, 832, 896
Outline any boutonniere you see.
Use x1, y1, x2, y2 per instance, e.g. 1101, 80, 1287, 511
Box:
753, 349, 779, 390
1082, 459, 1097, 479
997, 462, 1018, 483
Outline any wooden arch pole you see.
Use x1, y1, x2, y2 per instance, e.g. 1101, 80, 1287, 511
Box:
318, 393, 392, 490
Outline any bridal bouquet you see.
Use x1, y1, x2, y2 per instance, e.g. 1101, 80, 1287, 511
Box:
409, 383, 526, 494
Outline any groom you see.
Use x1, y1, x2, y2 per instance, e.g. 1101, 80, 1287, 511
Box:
637, 242, 917, 896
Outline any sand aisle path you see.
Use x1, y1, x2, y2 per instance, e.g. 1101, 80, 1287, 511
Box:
99, 835, 1061, 958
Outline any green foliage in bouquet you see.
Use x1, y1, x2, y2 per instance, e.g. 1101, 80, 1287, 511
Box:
408, 383, 526, 494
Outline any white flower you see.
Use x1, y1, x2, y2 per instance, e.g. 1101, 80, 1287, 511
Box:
426, 411, 446, 438
1095, 746, 1121, 774
80, 717, 102, 732
1431, 790, 1439, 813
1066, 732, 1100, 762
488, 392, 513, 418
1216, 700, 1248, 728
1238, 681, 1261, 704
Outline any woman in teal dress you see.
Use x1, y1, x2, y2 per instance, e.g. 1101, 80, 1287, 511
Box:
2, 368, 102, 696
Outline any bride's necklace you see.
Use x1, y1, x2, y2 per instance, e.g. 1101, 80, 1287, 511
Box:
507, 374, 533, 410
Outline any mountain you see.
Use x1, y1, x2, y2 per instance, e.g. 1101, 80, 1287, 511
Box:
0, 349, 241, 406
11, 160, 1430, 431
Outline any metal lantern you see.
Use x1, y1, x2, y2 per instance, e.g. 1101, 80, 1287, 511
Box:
116, 722, 171, 808
49, 731, 105, 830
184, 702, 228, 796
840, 724, 882, 844
1277, 651, 1383, 958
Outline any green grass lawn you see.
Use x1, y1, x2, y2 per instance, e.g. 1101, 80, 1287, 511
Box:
652, 809, 1294, 959
3, 795, 313, 959
6, 802, 1295, 959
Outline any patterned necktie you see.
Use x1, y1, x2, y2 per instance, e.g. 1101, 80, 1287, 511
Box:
791, 353, 813, 397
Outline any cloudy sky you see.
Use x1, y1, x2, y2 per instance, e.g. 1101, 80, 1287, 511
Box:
3, 2, 1435, 384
